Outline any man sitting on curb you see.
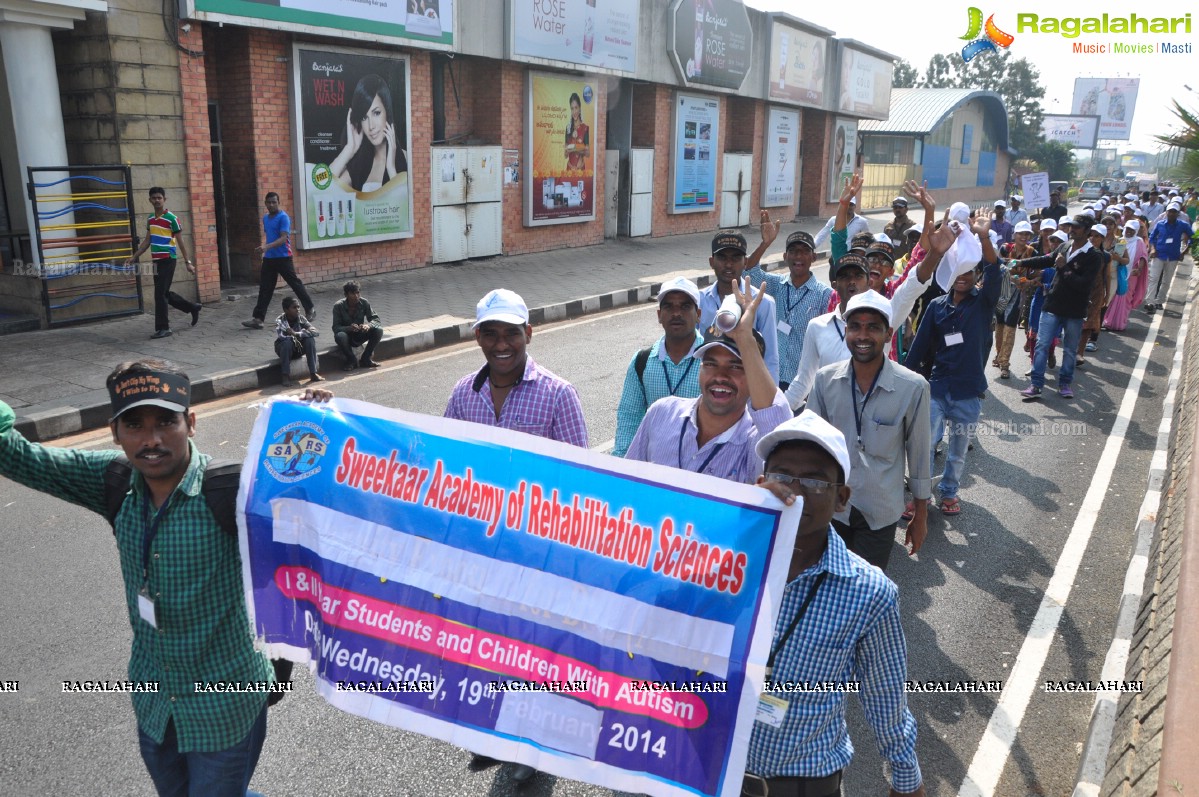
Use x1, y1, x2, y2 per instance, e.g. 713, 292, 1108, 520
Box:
331, 280, 384, 371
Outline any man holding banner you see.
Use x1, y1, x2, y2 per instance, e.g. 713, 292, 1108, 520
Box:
446, 287, 587, 782
625, 278, 791, 483
0, 360, 332, 797
748, 411, 924, 796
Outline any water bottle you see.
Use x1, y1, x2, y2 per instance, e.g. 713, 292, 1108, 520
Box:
714, 291, 741, 334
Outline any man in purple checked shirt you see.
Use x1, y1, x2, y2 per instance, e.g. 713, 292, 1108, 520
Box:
444, 287, 588, 784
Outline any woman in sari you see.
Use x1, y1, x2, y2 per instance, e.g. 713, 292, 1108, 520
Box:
1104, 219, 1147, 331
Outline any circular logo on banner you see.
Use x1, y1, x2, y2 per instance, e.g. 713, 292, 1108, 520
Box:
582, 85, 593, 104
310, 164, 333, 190
264, 421, 330, 483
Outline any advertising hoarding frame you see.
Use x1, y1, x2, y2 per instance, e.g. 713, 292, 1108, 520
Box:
834, 40, 895, 122
289, 42, 415, 250
669, 91, 721, 215
1041, 114, 1102, 149
826, 117, 857, 204
523, 71, 600, 227
761, 106, 800, 209
181, 0, 455, 51
1070, 77, 1140, 142
667, 0, 754, 92
508, 0, 640, 76
764, 14, 833, 110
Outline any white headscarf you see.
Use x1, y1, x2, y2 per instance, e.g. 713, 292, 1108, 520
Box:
935, 203, 984, 291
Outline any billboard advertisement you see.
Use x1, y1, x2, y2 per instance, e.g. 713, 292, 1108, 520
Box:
836, 44, 893, 120
189, 0, 453, 48
765, 19, 829, 108
761, 108, 799, 208
668, 0, 754, 91
827, 117, 857, 203
670, 93, 720, 214
511, 0, 639, 73
1041, 115, 1101, 149
1071, 78, 1140, 141
525, 72, 599, 226
291, 44, 414, 249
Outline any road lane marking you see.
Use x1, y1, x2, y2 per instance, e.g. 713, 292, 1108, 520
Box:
958, 265, 1184, 797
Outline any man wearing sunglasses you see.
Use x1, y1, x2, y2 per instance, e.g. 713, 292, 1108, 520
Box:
746, 412, 924, 797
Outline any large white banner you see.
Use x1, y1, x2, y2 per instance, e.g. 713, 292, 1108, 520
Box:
1071, 78, 1140, 141
240, 398, 801, 797
511, 0, 639, 73
189, 0, 454, 48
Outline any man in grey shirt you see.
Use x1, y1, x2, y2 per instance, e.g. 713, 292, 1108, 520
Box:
807, 289, 931, 570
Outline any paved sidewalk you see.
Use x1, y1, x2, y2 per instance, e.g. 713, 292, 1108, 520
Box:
8, 210, 904, 440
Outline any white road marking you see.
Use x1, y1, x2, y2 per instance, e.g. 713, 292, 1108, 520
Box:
958, 269, 1180, 796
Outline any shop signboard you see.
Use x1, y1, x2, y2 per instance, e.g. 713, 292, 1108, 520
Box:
525, 72, 599, 226
291, 44, 414, 249
668, 0, 753, 91
511, 0, 639, 73
188, 0, 454, 48
765, 18, 830, 108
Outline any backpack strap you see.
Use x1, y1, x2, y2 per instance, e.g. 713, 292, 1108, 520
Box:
633, 346, 653, 404
102, 456, 241, 539
103, 456, 134, 529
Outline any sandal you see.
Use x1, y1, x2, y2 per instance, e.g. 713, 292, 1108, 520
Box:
940, 497, 962, 515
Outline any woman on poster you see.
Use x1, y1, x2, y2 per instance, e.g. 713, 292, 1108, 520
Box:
564, 93, 589, 171
331, 74, 409, 193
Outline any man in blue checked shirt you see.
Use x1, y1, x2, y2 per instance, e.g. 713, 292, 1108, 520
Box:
748, 411, 924, 797
699, 230, 781, 382
745, 212, 835, 391
612, 276, 703, 457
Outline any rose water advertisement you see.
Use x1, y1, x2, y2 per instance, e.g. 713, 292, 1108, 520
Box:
291, 44, 414, 248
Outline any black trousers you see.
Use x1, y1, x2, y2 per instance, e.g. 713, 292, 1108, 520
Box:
152, 258, 199, 331
336, 327, 382, 361
252, 257, 314, 320
832, 506, 898, 571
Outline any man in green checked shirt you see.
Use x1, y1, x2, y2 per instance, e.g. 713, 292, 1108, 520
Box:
0, 358, 330, 796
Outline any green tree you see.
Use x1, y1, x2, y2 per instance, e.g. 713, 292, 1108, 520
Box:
892, 59, 919, 89
1021, 140, 1077, 185
1155, 100, 1199, 184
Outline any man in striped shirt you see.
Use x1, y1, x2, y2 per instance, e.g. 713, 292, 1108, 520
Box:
747, 411, 924, 796
612, 276, 703, 457
126, 187, 201, 339
625, 282, 790, 483
746, 214, 835, 391
698, 230, 781, 382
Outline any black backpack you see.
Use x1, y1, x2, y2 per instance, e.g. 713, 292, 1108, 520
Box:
633, 346, 653, 403
102, 456, 293, 704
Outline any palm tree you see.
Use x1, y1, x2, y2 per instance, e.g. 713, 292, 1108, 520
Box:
1156, 100, 1199, 184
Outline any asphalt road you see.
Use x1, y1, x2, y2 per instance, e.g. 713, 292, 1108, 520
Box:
0, 256, 1187, 797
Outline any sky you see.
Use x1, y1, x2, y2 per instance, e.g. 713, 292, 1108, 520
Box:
744, 0, 1196, 156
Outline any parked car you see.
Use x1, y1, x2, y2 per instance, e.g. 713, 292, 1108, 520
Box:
1079, 180, 1103, 200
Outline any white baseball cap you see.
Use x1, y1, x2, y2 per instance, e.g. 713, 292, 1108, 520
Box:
1014, 221, 1033, 234
1124, 219, 1141, 233
1050, 230, 1069, 242
843, 289, 893, 328
994, 199, 1007, 209
1091, 223, 1108, 238
756, 410, 852, 483
1039, 218, 1058, 231
656, 276, 701, 307
1011, 194, 1024, 203
473, 289, 529, 329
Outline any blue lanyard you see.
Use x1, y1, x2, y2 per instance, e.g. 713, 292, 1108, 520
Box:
832, 316, 844, 341
677, 417, 726, 474
662, 358, 696, 397
849, 365, 884, 451
784, 282, 807, 316
141, 492, 174, 582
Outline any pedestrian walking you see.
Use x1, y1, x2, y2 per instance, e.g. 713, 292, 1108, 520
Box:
125, 187, 201, 339
243, 192, 315, 329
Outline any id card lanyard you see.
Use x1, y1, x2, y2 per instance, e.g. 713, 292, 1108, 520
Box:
849, 366, 884, 452
765, 571, 828, 680
138, 492, 173, 629
677, 417, 726, 475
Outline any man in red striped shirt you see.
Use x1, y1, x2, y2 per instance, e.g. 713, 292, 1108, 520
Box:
126, 187, 201, 339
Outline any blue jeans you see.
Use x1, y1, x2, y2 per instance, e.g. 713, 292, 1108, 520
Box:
275, 335, 318, 379
138, 706, 267, 797
1032, 311, 1084, 388
929, 392, 981, 500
